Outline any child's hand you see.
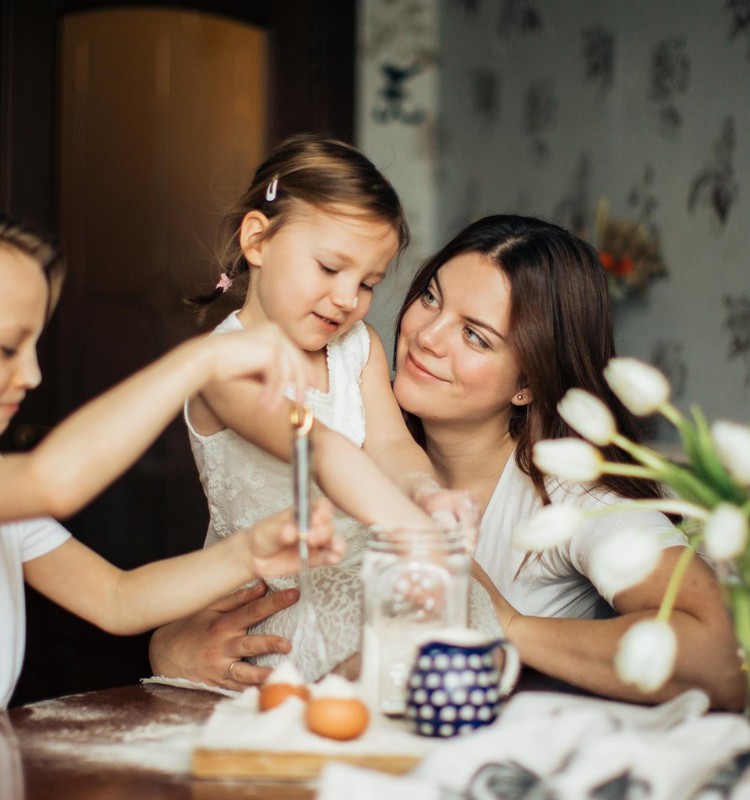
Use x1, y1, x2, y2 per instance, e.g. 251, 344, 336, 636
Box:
409, 472, 480, 548
242, 498, 345, 577
207, 322, 313, 410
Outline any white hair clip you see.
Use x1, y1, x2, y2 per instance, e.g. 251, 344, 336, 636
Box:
265, 177, 278, 202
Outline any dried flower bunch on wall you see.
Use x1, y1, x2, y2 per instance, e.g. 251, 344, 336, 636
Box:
594, 200, 668, 301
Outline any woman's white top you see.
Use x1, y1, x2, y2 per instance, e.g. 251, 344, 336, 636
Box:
185, 313, 371, 681
474, 456, 686, 619
0, 516, 70, 709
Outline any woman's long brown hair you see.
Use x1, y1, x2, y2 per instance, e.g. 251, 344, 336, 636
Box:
394, 214, 663, 503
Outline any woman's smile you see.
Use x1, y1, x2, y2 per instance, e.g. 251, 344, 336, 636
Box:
404, 350, 447, 382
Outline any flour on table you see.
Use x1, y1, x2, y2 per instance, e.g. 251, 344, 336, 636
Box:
199, 687, 442, 758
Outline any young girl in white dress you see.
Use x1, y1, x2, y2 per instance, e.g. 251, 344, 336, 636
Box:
182, 134, 481, 683
0, 213, 343, 708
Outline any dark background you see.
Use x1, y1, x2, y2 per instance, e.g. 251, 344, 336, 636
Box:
1, 0, 356, 706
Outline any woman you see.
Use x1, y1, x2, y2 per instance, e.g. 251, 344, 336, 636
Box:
152, 214, 744, 709
391, 214, 743, 709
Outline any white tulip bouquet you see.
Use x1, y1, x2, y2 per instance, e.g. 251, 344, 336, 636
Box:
515, 357, 750, 695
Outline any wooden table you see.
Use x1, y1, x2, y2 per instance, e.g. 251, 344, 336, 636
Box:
4, 670, 585, 800
6, 684, 316, 800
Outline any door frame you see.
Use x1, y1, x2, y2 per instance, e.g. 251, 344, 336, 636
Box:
0, 0, 356, 440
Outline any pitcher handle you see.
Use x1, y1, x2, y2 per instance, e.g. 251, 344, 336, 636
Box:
496, 640, 521, 696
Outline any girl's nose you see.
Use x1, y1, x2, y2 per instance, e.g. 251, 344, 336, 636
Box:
18, 351, 42, 390
331, 289, 359, 312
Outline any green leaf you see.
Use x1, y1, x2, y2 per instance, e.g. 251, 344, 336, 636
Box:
655, 459, 724, 507
672, 410, 702, 469
690, 405, 749, 505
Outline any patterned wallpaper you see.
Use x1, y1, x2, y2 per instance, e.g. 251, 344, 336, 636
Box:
359, 0, 750, 433
357, 0, 440, 363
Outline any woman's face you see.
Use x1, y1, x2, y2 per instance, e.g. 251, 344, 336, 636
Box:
393, 252, 524, 429
0, 246, 46, 436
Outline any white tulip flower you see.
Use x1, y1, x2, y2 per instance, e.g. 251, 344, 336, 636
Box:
603, 357, 670, 416
532, 439, 604, 482
557, 389, 617, 446
711, 420, 750, 485
704, 503, 749, 561
590, 528, 662, 595
513, 505, 585, 551
615, 619, 677, 692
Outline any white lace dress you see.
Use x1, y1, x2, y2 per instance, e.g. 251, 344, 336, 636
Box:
185, 312, 371, 682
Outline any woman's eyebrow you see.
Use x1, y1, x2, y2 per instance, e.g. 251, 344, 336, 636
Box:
463, 315, 505, 340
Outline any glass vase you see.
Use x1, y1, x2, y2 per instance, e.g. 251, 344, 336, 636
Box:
718, 562, 750, 714
359, 523, 471, 716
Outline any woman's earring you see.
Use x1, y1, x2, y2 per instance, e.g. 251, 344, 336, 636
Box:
516, 393, 524, 402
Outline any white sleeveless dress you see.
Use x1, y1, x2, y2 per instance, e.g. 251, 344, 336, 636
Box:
185, 313, 371, 682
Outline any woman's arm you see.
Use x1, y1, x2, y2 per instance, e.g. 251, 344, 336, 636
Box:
472, 549, 746, 710
23, 500, 343, 636
1, 324, 310, 523
359, 325, 477, 524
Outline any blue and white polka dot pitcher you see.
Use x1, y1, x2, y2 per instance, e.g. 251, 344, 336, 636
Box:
405, 628, 520, 737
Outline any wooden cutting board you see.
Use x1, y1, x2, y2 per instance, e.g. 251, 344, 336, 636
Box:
192, 747, 421, 781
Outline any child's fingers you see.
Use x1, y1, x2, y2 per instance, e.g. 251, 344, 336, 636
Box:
307, 538, 345, 567
311, 496, 333, 518
259, 364, 287, 410
279, 520, 298, 545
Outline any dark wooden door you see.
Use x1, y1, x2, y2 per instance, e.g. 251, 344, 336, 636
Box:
1, 0, 355, 706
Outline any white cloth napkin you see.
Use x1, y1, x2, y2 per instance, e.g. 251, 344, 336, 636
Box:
318, 690, 750, 800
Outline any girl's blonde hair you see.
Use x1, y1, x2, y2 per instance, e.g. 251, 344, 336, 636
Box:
188, 132, 409, 315
0, 213, 65, 320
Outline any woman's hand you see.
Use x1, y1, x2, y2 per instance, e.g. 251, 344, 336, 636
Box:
148, 583, 299, 690
471, 558, 522, 636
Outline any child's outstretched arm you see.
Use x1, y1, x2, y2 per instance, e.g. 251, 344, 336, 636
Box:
22, 499, 342, 635
359, 325, 478, 527
191, 361, 432, 529
0, 323, 310, 523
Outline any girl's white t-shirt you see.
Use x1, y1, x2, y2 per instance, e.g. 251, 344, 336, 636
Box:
474, 457, 687, 620
0, 516, 70, 709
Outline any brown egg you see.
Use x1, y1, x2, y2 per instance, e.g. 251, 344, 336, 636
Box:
259, 682, 310, 711
305, 697, 370, 740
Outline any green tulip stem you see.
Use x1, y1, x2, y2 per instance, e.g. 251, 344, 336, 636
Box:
730, 583, 750, 680
612, 433, 669, 471
601, 462, 657, 479
658, 401, 686, 429
612, 432, 723, 508
657, 545, 696, 623
586, 498, 710, 520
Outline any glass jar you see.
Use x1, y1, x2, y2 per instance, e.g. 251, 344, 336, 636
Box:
359, 524, 470, 715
